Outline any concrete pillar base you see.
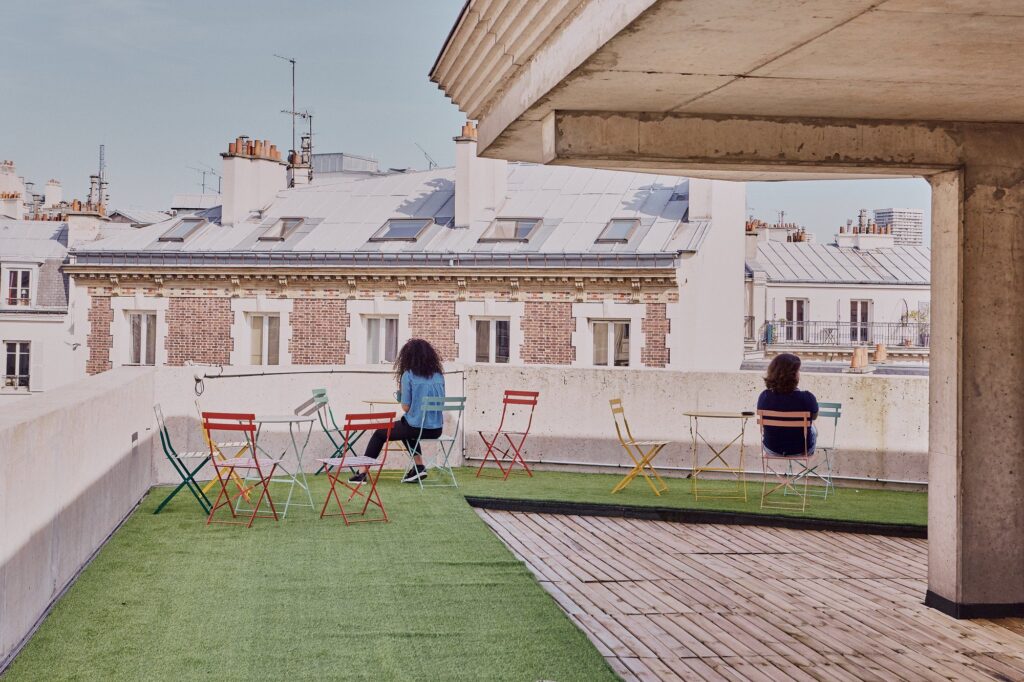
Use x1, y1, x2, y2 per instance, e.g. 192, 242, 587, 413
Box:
924, 591, 1024, 620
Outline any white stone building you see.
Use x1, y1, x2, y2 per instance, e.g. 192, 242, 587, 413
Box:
67, 127, 747, 375
745, 228, 930, 355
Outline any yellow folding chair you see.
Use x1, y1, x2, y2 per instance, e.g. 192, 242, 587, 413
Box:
609, 398, 669, 496
196, 400, 251, 502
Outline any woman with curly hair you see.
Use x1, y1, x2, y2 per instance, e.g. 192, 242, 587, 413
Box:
757, 353, 818, 456
352, 338, 446, 484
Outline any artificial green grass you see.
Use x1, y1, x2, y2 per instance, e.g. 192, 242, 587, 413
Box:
458, 467, 927, 527
4, 478, 616, 682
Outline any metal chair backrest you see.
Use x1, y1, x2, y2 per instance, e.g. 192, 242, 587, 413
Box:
201, 412, 257, 455
343, 412, 397, 435
293, 395, 321, 418
312, 388, 343, 432
609, 398, 638, 446
817, 401, 842, 450
756, 409, 812, 457
420, 395, 466, 436
495, 390, 539, 434
154, 404, 174, 456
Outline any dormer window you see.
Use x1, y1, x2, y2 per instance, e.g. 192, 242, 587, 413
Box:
369, 218, 433, 242
158, 217, 206, 242
258, 217, 304, 242
480, 218, 540, 242
4, 268, 32, 306
596, 218, 639, 244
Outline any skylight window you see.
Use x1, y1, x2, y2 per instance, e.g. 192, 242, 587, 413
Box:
369, 218, 433, 242
480, 218, 541, 242
596, 218, 639, 243
258, 217, 304, 242
158, 218, 206, 242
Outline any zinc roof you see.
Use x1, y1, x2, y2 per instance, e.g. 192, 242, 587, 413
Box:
75, 163, 709, 263
749, 241, 930, 285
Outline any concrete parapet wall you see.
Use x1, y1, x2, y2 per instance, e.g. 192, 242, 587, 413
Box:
462, 365, 929, 484
0, 368, 156, 666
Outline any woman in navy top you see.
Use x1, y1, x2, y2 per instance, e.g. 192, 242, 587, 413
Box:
756, 353, 818, 456
353, 338, 446, 484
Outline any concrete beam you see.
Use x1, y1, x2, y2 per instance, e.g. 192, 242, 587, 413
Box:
548, 112, 988, 179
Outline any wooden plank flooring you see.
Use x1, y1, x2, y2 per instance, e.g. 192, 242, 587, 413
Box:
477, 510, 1024, 681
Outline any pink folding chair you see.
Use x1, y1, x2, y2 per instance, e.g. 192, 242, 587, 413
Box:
476, 390, 540, 480
316, 412, 395, 525
203, 412, 283, 528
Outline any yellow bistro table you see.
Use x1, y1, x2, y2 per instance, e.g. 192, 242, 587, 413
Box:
683, 411, 751, 501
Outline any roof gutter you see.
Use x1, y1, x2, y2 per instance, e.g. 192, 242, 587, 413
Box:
67, 250, 683, 270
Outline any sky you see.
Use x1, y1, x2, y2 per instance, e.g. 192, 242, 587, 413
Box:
4, 0, 930, 241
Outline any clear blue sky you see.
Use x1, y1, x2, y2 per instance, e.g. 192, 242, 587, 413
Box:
4, 0, 930, 240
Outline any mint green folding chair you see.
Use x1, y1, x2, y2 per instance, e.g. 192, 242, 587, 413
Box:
312, 388, 365, 475
408, 396, 466, 490
784, 401, 841, 500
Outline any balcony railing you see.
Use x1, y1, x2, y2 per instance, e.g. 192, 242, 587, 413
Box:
758, 320, 931, 349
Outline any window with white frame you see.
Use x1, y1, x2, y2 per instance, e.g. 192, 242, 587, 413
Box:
4, 341, 30, 389
474, 318, 510, 364
248, 314, 281, 365
369, 218, 433, 242
365, 316, 399, 364
596, 218, 639, 243
592, 320, 630, 367
5, 269, 32, 306
258, 217, 304, 242
479, 218, 541, 242
128, 312, 157, 366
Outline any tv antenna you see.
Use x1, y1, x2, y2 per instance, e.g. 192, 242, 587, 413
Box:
415, 143, 439, 170
187, 164, 221, 194
274, 53, 297, 157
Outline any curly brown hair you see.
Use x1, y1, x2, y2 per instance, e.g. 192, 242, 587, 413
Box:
764, 353, 801, 393
394, 338, 444, 383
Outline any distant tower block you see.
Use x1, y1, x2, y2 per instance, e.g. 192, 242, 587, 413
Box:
873, 208, 924, 246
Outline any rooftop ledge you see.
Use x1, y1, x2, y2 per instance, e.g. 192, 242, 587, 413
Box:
65, 250, 683, 270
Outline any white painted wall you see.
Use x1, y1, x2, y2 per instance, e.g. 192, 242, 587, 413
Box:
748, 280, 931, 335
0, 313, 78, 404
670, 179, 746, 371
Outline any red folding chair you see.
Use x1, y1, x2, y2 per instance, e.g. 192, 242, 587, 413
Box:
203, 412, 282, 528
476, 390, 540, 480
316, 412, 395, 525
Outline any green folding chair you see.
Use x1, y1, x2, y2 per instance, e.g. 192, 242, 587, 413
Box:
785, 401, 841, 500
408, 396, 466, 490
312, 388, 365, 474
153, 404, 212, 514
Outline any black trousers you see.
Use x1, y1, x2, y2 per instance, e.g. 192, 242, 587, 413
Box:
364, 417, 442, 460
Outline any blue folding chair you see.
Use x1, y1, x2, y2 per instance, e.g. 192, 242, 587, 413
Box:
407, 396, 466, 489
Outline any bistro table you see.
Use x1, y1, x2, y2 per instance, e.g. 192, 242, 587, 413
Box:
253, 413, 318, 517
683, 411, 751, 502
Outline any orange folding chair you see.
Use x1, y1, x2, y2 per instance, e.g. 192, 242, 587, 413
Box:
204, 412, 283, 528
476, 390, 539, 480
757, 409, 816, 511
316, 412, 395, 525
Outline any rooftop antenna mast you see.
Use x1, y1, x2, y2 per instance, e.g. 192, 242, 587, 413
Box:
415, 143, 439, 170
274, 53, 297, 159
98, 144, 109, 207
187, 165, 221, 194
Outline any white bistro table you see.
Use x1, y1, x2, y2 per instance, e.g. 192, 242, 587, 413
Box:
254, 413, 318, 517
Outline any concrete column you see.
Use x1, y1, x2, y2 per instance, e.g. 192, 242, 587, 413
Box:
926, 130, 1024, 617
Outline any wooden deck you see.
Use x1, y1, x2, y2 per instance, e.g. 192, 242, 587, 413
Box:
477, 510, 1024, 681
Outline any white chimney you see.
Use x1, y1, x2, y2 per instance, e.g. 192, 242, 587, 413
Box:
221, 136, 287, 226
687, 178, 713, 221
44, 179, 62, 207
454, 122, 507, 228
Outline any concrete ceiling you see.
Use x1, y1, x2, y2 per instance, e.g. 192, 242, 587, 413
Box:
432, 0, 1024, 172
